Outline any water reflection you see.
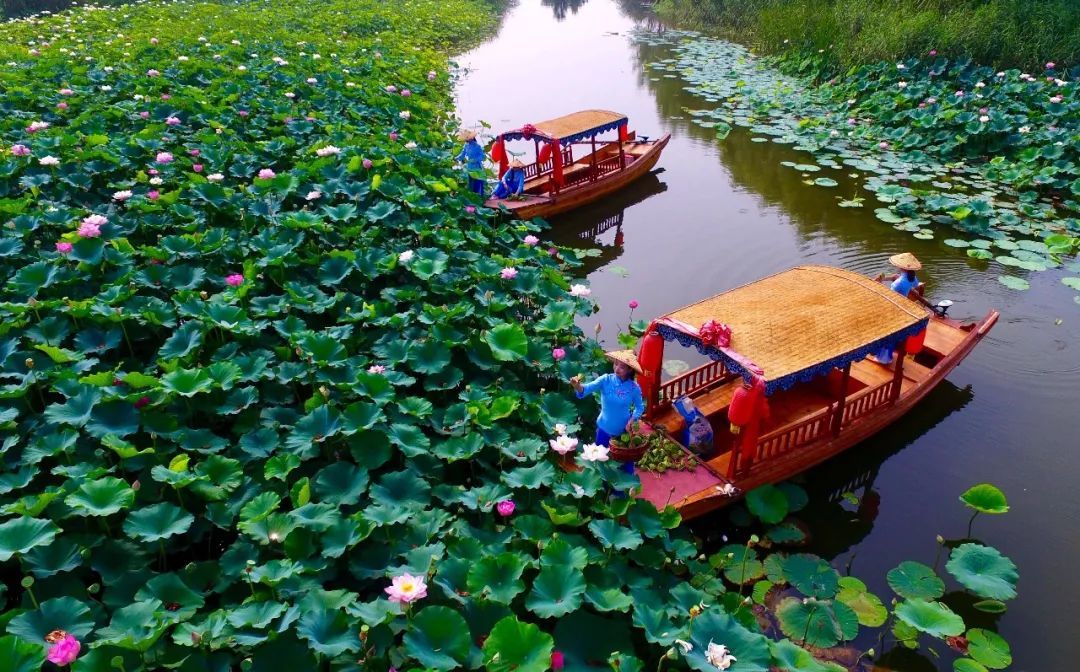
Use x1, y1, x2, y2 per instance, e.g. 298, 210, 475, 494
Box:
548, 168, 668, 274
541, 0, 590, 20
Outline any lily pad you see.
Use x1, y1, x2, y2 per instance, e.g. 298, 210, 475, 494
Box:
686, 608, 772, 672
945, 543, 1019, 601
887, 561, 945, 600
402, 606, 471, 670
960, 484, 1009, 514
966, 628, 1012, 669
997, 275, 1030, 290
894, 599, 965, 638
482, 616, 554, 672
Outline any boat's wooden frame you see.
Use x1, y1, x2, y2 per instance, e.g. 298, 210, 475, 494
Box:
630, 270, 999, 521
483, 110, 670, 219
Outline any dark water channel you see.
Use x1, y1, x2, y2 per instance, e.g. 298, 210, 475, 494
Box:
456, 1, 1077, 669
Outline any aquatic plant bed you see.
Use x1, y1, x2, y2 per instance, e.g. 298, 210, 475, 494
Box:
0, 2, 1021, 671
636, 31, 1080, 301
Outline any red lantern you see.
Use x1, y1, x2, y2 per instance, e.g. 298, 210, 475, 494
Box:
490, 137, 506, 163
637, 325, 665, 416
905, 327, 927, 355
538, 142, 553, 164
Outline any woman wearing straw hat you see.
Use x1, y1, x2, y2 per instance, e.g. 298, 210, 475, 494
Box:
570, 350, 645, 448
455, 129, 487, 196
870, 252, 934, 363
492, 158, 527, 200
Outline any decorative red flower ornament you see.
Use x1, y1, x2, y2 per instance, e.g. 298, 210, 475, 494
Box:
698, 320, 732, 348
521, 123, 537, 139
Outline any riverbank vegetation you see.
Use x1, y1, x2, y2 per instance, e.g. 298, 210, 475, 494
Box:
1, 0, 1022, 670
654, 0, 1080, 72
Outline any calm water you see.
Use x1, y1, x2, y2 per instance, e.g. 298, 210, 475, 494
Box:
456, 1, 1078, 669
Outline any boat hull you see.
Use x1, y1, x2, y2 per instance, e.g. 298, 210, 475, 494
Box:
487, 134, 671, 220
641, 309, 1000, 521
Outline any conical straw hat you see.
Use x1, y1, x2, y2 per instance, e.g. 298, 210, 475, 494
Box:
605, 349, 643, 374
888, 252, 922, 271
509, 158, 525, 168
458, 128, 477, 141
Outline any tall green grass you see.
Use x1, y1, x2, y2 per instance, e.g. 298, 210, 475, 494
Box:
655, 0, 1080, 71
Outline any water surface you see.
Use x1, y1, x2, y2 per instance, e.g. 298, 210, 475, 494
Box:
456, 1, 1077, 669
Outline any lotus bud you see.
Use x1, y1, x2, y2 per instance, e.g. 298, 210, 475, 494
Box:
936, 534, 945, 544
191, 632, 203, 645
132, 480, 141, 490
88, 582, 101, 594
594, 323, 602, 335
319, 385, 329, 398
21, 576, 34, 589
269, 532, 281, 543
866, 648, 875, 657
689, 604, 702, 617
110, 655, 125, 670
749, 534, 759, 545
25, 358, 34, 369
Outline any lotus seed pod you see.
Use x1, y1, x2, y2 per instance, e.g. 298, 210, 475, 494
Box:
21, 576, 34, 588
25, 358, 34, 368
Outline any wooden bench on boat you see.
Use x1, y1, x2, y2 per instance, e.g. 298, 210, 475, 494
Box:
629, 265, 999, 521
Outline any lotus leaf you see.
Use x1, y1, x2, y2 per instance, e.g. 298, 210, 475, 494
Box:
887, 561, 945, 600
960, 483, 1009, 514
966, 629, 1012, 669
745, 484, 788, 524
835, 576, 887, 627
123, 503, 194, 542
402, 606, 472, 670
768, 638, 846, 672
0, 516, 59, 561
482, 616, 554, 672
65, 477, 135, 517
946, 543, 1019, 601
954, 659, 989, 672
997, 275, 1030, 290
526, 564, 586, 618
686, 608, 771, 672
296, 608, 360, 658
0, 635, 45, 672
894, 599, 965, 638
782, 554, 839, 599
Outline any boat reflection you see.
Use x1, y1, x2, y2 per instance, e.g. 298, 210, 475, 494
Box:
691, 380, 975, 560
548, 168, 668, 273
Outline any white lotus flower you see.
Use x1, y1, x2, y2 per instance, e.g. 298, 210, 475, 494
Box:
554, 423, 568, 436
580, 443, 609, 462
398, 249, 414, 263
674, 640, 693, 654
705, 642, 736, 670
207, 173, 224, 182
315, 145, 341, 157
549, 435, 578, 455
569, 284, 591, 297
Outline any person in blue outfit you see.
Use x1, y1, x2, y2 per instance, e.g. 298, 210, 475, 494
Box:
570, 349, 645, 448
871, 252, 934, 364
492, 158, 526, 200
455, 129, 487, 197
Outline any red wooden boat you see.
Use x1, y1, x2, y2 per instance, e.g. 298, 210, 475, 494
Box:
484, 110, 669, 219
628, 266, 998, 521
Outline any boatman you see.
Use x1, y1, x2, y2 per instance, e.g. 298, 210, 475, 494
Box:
492, 158, 526, 200
871, 252, 934, 364
455, 129, 487, 197
570, 350, 645, 448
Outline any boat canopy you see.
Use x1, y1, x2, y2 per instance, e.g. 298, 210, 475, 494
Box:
499, 109, 628, 145
654, 266, 930, 395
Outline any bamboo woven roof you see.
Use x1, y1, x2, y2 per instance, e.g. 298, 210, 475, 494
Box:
660, 266, 930, 393
501, 110, 628, 144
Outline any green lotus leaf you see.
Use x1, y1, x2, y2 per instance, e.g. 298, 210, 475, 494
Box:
408, 340, 452, 374
43, 386, 101, 427
782, 554, 839, 599
0, 635, 45, 672
503, 462, 557, 489
402, 606, 472, 670
717, 544, 764, 585
123, 503, 194, 542
161, 368, 214, 397
135, 574, 205, 620
777, 483, 808, 512
24, 536, 83, 577
484, 323, 528, 361
945, 543, 1019, 601
967, 249, 994, 260
589, 519, 644, 550
686, 608, 771, 672
296, 608, 360, 658
966, 629, 1011, 669
814, 177, 838, 187
542, 538, 590, 569
959, 483, 1009, 514
387, 423, 431, 457
954, 658, 989, 672
765, 521, 807, 544
433, 434, 485, 461
894, 599, 965, 638
0, 516, 59, 561
997, 275, 1029, 290
526, 564, 586, 618
466, 553, 528, 604
836, 576, 887, 627
631, 603, 677, 646
746, 484, 788, 524
768, 638, 846, 672
285, 405, 342, 457
973, 599, 1008, 614
227, 601, 287, 629
887, 561, 945, 600
776, 597, 847, 648
312, 463, 369, 505
7, 596, 96, 642
482, 616, 554, 672
65, 477, 135, 517
158, 322, 204, 359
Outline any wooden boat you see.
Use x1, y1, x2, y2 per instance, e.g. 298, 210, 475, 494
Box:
484, 110, 670, 219
629, 265, 999, 521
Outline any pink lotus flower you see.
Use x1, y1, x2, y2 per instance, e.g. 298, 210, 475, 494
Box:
552, 347, 566, 361
878, 141, 889, 149
9, 144, 30, 157
189, 149, 201, 157
385, 573, 427, 603
59, 88, 74, 95
569, 284, 591, 297
161, 94, 171, 101
258, 168, 276, 179
226, 274, 244, 286
629, 299, 639, 309
134, 396, 151, 409
1046, 61, 1056, 69
928, 49, 937, 56
367, 364, 386, 374
551, 651, 565, 671
385, 85, 397, 93
238, 110, 249, 117
306, 190, 321, 200
148, 190, 160, 200
362, 158, 373, 169
166, 116, 181, 126
847, 118, 856, 126
46, 634, 81, 666
27, 121, 50, 133
56, 242, 73, 254
140, 111, 150, 119
389, 132, 399, 141
57, 102, 69, 110
549, 435, 578, 454
150, 37, 159, 44
500, 267, 518, 280
465, 205, 476, 214
156, 152, 174, 164
496, 500, 515, 517
113, 190, 133, 201
147, 69, 160, 77
401, 89, 411, 97
524, 235, 539, 246
78, 222, 102, 238
428, 70, 437, 80
192, 164, 203, 173
148, 168, 159, 176
955, 90, 964, 97
1050, 95, 1063, 104
39, 156, 60, 166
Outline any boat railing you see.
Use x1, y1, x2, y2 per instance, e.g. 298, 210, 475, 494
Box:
840, 380, 894, 428
594, 155, 623, 179
658, 360, 729, 406
755, 406, 834, 463
523, 146, 575, 182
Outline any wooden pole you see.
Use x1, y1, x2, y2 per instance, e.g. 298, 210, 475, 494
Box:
618, 124, 627, 170
890, 341, 907, 402
831, 363, 851, 437
589, 136, 597, 181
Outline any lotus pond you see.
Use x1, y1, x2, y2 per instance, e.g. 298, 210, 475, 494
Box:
456, 0, 1080, 670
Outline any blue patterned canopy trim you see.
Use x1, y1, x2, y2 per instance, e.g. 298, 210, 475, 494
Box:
500, 111, 629, 145
656, 318, 929, 396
